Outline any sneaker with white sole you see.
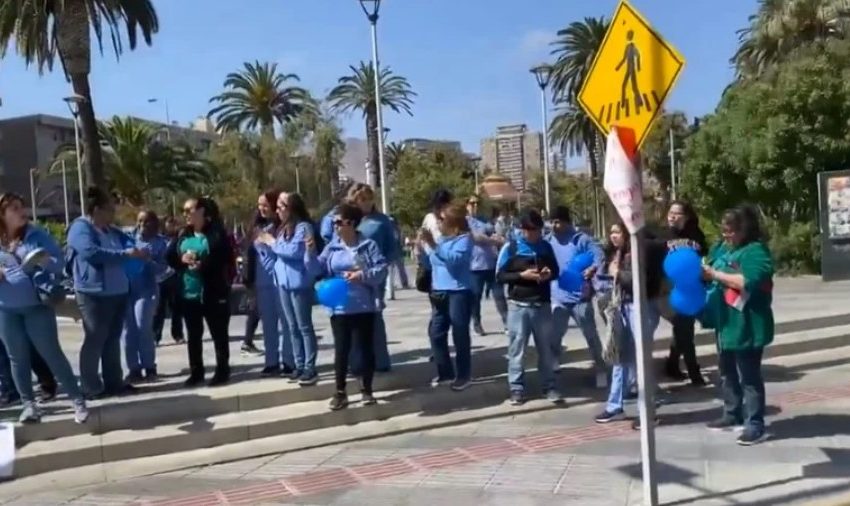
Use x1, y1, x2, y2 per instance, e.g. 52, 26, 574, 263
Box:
594, 409, 624, 423
19, 402, 41, 424
737, 428, 769, 446
450, 379, 471, 392
707, 416, 744, 432
73, 399, 90, 424
545, 390, 564, 404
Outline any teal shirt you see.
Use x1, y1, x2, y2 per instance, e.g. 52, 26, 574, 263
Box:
179, 233, 209, 300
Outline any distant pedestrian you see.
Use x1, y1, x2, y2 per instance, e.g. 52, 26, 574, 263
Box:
465, 195, 502, 336
153, 215, 184, 345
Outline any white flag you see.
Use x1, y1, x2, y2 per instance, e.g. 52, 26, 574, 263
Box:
603, 127, 645, 234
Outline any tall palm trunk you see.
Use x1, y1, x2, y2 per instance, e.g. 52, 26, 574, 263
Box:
365, 106, 380, 186
587, 135, 603, 237
260, 123, 276, 140
56, 1, 106, 191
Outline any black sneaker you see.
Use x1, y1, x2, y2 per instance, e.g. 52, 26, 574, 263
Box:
509, 391, 525, 406
184, 375, 205, 388
450, 379, 471, 392
284, 366, 301, 382
124, 370, 144, 385
173, 336, 186, 345
707, 416, 744, 432
361, 392, 377, 406
298, 371, 319, 386
208, 374, 230, 387
260, 366, 281, 378
472, 322, 485, 336
545, 390, 564, 404
144, 368, 158, 382
329, 392, 349, 411
38, 383, 57, 402
737, 428, 768, 446
241, 343, 263, 356
595, 409, 625, 423
632, 416, 660, 430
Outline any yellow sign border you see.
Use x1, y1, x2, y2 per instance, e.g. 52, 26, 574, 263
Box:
577, 0, 686, 149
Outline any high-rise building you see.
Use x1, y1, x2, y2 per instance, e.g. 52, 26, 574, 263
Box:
479, 124, 543, 191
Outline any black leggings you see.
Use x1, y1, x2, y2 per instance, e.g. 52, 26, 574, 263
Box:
331, 313, 376, 394
182, 297, 231, 377
668, 315, 701, 379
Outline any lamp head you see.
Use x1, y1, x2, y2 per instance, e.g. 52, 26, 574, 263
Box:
358, 0, 381, 21
530, 64, 554, 89
63, 94, 85, 116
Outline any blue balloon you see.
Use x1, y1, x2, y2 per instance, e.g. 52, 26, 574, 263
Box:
568, 251, 594, 273
124, 258, 145, 277
669, 284, 707, 316
663, 248, 702, 286
558, 269, 584, 292
315, 277, 349, 308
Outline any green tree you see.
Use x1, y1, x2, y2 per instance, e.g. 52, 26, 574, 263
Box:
327, 62, 416, 187
549, 17, 610, 235
734, 0, 850, 79
0, 0, 159, 191
391, 149, 473, 231
385, 142, 408, 176
640, 111, 690, 211
208, 61, 314, 139
524, 170, 595, 224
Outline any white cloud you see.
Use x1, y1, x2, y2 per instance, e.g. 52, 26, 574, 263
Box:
519, 29, 556, 58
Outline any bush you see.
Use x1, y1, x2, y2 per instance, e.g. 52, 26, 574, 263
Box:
38, 221, 68, 246
766, 220, 820, 275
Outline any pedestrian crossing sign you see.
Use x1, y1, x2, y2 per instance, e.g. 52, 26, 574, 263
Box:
578, 0, 685, 149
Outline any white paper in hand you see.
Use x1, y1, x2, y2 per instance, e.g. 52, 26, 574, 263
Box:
603, 127, 645, 234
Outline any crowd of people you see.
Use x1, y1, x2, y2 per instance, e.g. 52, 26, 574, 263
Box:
0, 182, 775, 446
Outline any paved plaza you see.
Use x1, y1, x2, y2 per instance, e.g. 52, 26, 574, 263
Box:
0, 276, 848, 505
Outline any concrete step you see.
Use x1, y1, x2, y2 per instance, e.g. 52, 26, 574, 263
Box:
11, 318, 850, 448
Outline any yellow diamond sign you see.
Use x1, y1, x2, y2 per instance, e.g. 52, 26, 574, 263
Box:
578, 0, 685, 149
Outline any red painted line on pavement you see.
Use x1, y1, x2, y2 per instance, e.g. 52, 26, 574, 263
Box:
143, 382, 850, 506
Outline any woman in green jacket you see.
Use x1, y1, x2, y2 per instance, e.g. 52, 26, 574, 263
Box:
702, 205, 774, 446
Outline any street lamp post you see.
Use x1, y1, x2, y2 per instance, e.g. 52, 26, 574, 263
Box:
531, 64, 554, 215
64, 95, 86, 215
29, 168, 38, 222
148, 98, 172, 140
359, 0, 389, 216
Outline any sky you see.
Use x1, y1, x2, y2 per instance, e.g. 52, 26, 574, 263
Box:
0, 0, 757, 170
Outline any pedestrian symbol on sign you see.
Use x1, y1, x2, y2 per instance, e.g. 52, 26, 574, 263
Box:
616, 30, 643, 114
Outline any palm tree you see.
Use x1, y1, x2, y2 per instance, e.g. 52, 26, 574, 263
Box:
549, 16, 609, 235
57, 117, 210, 206
0, 1, 158, 191
209, 61, 315, 138
327, 61, 416, 187
385, 142, 408, 176
734, 0, 850, 78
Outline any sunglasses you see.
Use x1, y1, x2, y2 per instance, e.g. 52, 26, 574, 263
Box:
182, 207, 195, 214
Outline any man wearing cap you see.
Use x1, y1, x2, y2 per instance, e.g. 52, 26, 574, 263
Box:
496, 210, 562, 406
547, 206, 607, 388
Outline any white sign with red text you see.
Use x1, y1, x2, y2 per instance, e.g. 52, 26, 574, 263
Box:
603, 126, 645, 233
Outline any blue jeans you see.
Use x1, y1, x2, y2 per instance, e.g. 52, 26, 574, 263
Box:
0, 305, 82, 402
606, 301, 660, 413
469, 270, 494, 326
78, 293, 128, 396
428, 290, 472, 381
279, 288, 316, 374
507, 302, 556, 394
261, 286, 293, 369
0, 340, 13, 398
719, 347, 766, 431
123, 292, 158, 372
551, 302, 604, 369
394, 258, 409, 287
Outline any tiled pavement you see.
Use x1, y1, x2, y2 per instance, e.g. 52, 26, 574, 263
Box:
8, 351, 850, 506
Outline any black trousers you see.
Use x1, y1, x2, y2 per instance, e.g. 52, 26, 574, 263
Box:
243, 304, 260, 346
667, 314, 701, 379
0, 340, 54, 395
182, 297, 231, 377
154, 279, 184, 342
330, 313, 376, 394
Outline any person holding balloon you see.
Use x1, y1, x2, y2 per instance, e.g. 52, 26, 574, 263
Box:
122, 210, 169, 384
256, 192, 318, 386
662, 201, 708, 385
546, 205, 606, 387
68, 187, 149, 399
702, 205, 774, 446
595, 222, 666, 424
314, 203, 388, 410
496, 210, 562, 406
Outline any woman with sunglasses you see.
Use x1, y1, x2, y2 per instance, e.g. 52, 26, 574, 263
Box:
0, 193, 88, 423
257, 192, 318, 385
168, 197, 234, 387
316, 203, 388, 410
68, 187, 147, 399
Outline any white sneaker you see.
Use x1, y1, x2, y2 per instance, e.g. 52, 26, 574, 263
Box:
595, 371, 608, 389
73, 399, 89, 424
19, 402, 41, 424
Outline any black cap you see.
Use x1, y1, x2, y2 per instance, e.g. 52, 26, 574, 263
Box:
550, 205, 572, 223
518, 209, 545, 230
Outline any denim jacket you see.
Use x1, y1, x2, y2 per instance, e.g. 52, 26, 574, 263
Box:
67, 217, 131, 295
0, 225, 64, 309
315, 235, 387, 315
270, 221, 316, 291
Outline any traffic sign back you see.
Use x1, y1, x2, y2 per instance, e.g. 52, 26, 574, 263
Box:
578, 0, 685, 149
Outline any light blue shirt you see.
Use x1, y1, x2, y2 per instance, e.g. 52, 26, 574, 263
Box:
96, 228, 129, 296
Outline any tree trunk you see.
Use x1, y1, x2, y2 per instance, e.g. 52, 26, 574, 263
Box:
366, 107, 380, 187
260, 123, 276, 140
56, 1, 106, 191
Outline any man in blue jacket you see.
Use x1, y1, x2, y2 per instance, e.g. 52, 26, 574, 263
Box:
546, 206, 606, 388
